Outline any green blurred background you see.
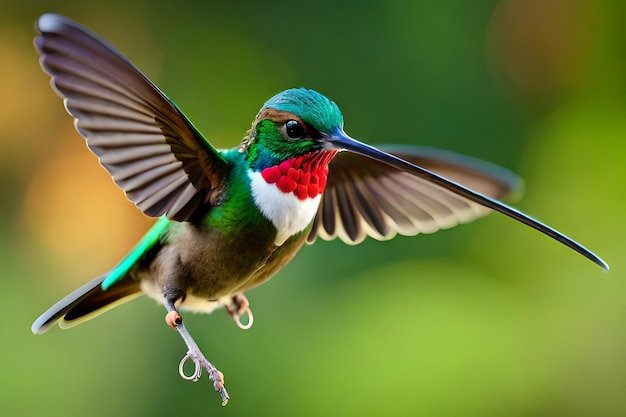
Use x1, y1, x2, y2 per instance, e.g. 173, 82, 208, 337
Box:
2, 0, 625, 416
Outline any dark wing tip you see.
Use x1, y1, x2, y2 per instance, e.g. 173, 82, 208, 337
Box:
37, 14, 98, 37
31, 315, 54, 334
31, 274, 105, 334
37, 13, 64, 32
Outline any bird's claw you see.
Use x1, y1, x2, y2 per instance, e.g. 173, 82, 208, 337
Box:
165, 307, 230, 405
178, 350, 230, 405
230, 306, 253, 330
224, 293, 254, 330
178, 351, 202, 381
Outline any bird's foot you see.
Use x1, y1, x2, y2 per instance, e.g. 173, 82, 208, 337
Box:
164, 308, 230, 405
179, 348, 229, 405
224, 293, 254, 330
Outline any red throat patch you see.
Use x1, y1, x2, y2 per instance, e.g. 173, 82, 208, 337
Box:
260, 150, 338, 200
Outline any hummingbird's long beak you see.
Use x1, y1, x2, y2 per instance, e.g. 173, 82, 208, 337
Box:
322, 127, 609, 271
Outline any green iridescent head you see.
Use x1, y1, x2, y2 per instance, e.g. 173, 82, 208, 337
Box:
242, 88, 344, 170
261, 88, 343, 133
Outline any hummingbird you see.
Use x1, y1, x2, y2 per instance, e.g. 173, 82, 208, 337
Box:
31, 14, 608, 405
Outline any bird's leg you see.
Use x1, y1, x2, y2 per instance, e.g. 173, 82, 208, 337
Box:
163, 299, 230, 406
223, 293, 254, 330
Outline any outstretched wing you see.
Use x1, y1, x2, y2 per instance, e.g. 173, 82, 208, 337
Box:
35, 14, 231, 221
308, 145, 522, 244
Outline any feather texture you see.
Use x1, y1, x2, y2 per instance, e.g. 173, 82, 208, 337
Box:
35, 14, 230, 220
308, 146, 521, 244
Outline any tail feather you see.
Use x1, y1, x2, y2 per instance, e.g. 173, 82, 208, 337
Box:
32, 272, 142, 334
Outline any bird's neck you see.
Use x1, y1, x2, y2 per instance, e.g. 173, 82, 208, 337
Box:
248, 150, 337, 245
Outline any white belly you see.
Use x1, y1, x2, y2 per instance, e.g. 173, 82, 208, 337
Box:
248, 170, 321, 246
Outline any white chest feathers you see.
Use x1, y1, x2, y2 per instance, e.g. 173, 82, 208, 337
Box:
248, 170, 322, 246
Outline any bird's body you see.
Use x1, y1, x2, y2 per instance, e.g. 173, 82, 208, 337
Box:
135, 149, 314, 313
31, 13, 608, 405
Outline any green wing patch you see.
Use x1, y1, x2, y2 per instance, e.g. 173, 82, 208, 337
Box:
101, 216, 170, 291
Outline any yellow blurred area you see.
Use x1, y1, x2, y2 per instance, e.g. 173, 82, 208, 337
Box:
23, 137, 152, 265
1, 1, 624, 417
0, 27, 61, 162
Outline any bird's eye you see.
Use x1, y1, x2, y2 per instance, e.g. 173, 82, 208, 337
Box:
285, 120, 305, 140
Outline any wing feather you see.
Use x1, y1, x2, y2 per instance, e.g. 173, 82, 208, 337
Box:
35, 14, 231, 220
308, 145, 521, 244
